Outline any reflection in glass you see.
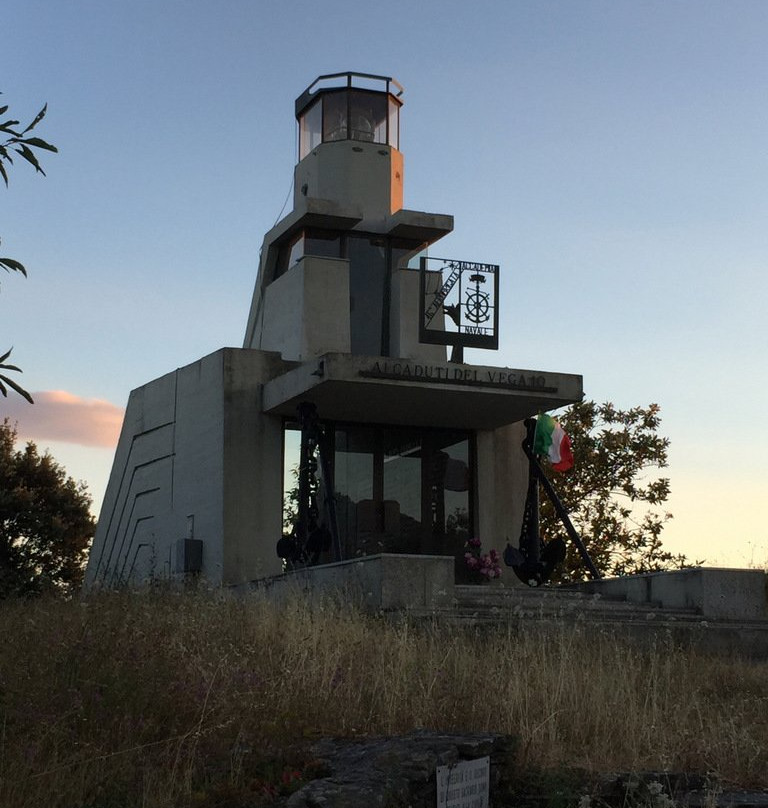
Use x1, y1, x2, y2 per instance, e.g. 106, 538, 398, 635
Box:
299, 99, 322, 159
323, 92, 347, 142
346, 235, 388, 355
298, 86, 400, 158
282, 423, 473, 578
304, 229, 342, 259
331, 425, 472, 563
441, 435, 471, 550
388, 97, 399, 149
334, 427, 376, 558
275, 229, 344, 279
348, 91, 388, 144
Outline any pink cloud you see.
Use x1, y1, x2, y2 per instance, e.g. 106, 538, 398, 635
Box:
2, 390, 124, 448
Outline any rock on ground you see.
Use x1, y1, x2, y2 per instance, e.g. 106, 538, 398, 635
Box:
284, 729, 517, 808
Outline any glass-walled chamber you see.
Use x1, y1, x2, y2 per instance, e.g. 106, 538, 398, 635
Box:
296, 72, 403, 159
283, 422, 473, 572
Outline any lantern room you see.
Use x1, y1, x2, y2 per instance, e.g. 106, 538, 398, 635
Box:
296, 72, 402, 159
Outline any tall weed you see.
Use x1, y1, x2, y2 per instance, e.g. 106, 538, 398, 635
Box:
0, 587, 765, 807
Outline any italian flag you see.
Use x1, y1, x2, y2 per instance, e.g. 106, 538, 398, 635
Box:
533, 414, 574, 472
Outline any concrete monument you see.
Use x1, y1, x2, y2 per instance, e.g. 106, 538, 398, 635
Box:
85, 72, 583, 588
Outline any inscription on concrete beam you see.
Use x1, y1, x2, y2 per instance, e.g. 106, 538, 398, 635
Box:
359, 361, 558, 393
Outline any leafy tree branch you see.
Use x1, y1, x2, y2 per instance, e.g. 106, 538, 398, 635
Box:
0, 95, 57, 401
0, 348, 33, 403
540, 400, 691, 581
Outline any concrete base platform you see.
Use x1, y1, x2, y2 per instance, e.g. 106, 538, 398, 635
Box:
252, 554, 455, 612
568, 567, 768, 621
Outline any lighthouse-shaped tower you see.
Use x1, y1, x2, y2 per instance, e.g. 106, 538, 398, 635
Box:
86, 73, 582, 589
244, 72, 453, 363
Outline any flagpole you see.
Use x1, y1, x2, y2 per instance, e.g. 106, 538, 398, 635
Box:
523, 418, 602, 580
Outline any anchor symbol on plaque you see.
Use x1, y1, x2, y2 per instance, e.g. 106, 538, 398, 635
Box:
464, 273, 491, 325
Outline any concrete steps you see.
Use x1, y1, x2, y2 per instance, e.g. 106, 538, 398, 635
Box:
428, 583, 768, 658
452, 583, 701, 623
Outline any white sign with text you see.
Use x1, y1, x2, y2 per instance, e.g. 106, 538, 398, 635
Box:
436, 756, 490, 808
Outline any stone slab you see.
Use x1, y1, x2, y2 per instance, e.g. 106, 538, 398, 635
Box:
263, 352, 583, 430
574, 568, 768, 621
260, 554, 454, 611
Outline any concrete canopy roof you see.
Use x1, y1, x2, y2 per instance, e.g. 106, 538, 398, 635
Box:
261, 197, 364, 248
385, 209, 454, 243
262, 353, 583, 430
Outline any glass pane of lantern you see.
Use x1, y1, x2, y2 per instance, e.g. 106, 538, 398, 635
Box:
323, 92, 347, 142
349, 91, 387, 144
388, 97, 399, 149
299, 99, 322, 159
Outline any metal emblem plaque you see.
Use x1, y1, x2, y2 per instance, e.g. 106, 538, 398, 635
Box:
419, 257, 499, 351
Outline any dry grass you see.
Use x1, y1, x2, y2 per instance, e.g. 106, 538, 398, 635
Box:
1, 586, 766, 807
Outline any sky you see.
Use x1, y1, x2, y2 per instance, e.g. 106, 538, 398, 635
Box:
2, 0, 767, 569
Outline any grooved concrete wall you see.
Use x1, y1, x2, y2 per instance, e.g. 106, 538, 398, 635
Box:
85, 348, 288, 588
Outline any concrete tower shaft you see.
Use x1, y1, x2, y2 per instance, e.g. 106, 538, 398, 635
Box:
243, 72, 454, 361
294, 73, 405, 224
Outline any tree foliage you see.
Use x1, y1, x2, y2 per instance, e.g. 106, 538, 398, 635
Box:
539, 400, 687, 582
0, 420, 94, 597
0, 95, 57, 402
0, 347, 32, 402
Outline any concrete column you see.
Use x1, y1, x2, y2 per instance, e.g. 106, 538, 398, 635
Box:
475, 421, 527, 553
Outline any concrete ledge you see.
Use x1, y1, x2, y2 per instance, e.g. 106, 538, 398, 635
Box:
386, 208, 454, 242
257, 554, 454, 612
263, 352, 583, 430
574, 568, 768, 621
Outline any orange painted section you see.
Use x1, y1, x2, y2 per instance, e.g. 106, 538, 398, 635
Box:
390, 149, 404, 213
